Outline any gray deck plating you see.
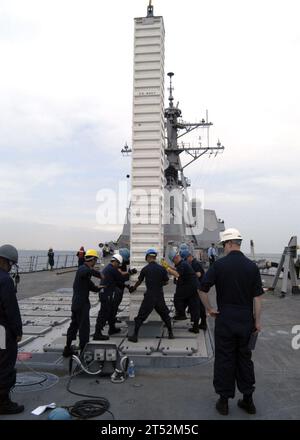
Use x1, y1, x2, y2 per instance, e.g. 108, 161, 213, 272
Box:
16, 283, 211, 368
2, 270, 298, 420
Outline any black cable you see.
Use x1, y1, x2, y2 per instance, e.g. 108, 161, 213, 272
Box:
66, 399, 110, 419
66, 373, 114, 420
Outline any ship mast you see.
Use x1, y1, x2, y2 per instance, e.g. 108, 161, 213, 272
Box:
164, 72, 224, 189
122, 71, 225, 187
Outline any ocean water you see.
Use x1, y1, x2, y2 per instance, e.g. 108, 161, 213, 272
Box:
248, 253, 282, 263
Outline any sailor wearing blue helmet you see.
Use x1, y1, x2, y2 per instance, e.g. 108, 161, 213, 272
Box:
128, 249, 173, 342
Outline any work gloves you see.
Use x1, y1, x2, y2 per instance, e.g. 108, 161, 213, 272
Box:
128, 268, 138, 275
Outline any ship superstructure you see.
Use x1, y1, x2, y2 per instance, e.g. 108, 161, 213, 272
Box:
118, 2, 225, 256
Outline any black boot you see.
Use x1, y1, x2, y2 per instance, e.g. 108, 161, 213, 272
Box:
62, 345, 76, 358
238, 394, 256, 414
0, 395, 24, 415
189, 323, 199, 334
109, 326, 121, 335
128, 324, 140, 343
167, 327, 174, 339
93, 331, 109, 341
216, 397, 229, 416
128, 333, 138, 343
199, 318, 207, 331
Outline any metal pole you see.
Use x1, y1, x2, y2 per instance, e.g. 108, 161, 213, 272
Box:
271, 252, 285, 291
35, 256, 38, 271
56, 255, 60, 269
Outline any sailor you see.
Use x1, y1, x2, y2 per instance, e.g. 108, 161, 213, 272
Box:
103, 243, 110, 258
93, 254, 129, 340
199, 228, 264, 416
207, 243, 218, 266
128, 249, 173, 343
98, 243, 104, 263
0, 244, 24, 414
165, 250, 200, 333
111, 248, 137, 325
180, 249, 207, 331
63, 249, 102, 357
76, 246, 85, 266
47, 248, 55, 271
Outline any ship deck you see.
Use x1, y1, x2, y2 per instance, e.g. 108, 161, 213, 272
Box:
1, 266, 300, 420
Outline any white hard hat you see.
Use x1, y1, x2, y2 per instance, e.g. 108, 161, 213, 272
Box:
219, 228, 243, 243
111, 253, 123, 265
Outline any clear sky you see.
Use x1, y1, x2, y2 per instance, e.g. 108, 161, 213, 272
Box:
0, 0, 299, 253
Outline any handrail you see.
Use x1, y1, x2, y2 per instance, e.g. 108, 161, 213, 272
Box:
17, 253, 78, 273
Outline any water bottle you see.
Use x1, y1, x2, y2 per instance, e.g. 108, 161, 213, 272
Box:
128, 360, 135, 378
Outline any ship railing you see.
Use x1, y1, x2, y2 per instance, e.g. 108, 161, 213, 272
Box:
17, 254, 77, 273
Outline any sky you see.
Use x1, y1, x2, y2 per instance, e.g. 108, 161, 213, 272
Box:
0, 0, 299, 253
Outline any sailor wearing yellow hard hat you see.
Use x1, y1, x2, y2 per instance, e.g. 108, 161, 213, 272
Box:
63, 249, 102, 357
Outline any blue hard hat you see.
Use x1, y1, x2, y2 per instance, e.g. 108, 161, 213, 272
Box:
168, 249, 179, 261
48, 408, 72, 420
119, 248, 130, 261
180, 249, 191, 259
179, 243, 189, 251
146, 248, 157, 257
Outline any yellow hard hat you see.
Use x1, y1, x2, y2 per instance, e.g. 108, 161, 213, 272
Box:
85, 249, 99, 260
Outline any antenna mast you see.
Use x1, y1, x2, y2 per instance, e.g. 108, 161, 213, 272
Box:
147, 0, 154, 17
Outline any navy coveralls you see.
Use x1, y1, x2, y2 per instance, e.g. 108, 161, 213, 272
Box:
201, 250, 264, 398
0, 269, 22, 398
134, 262, 171, 329
111, 260, 128, 323
95, 263, 129, 333
66, 265, 101, 350
190, 258, 206, 325
174, 260, 200, 325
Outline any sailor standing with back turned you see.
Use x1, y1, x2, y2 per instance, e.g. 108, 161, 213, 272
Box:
199, 228, 264, 416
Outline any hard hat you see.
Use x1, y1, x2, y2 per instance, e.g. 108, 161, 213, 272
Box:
179, 243, 189, 251
48, 408, 72, 420
146, 248, 157, 257
0, 244, 18, 264
84, 249, 99, 260
111, 254, 123, 265
179, 249, 191, 259
219, 228, 243, 243
119, 248, 130, 261
168, 249, 179, 261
